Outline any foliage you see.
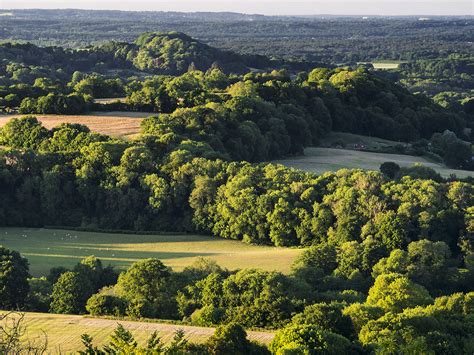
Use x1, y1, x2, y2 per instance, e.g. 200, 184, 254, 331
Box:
50, 271, 93, 314
379, 162, 400, 179
49, 256, 118, 314
114, 258, 175, 318
0, 246, 30, 309
0, 312, 47, 354
205, 323, 269, 355
366, 273, 433, 313
0, 20, 473, 354
269, 323, 353, 354
291, 302, 355, 339
86, 294, 126, 317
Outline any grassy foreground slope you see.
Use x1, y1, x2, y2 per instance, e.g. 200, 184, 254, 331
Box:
0, 111, 149, 139
1, 312, 274, 353
0, 228, 302, 276
275, 147, 474, 179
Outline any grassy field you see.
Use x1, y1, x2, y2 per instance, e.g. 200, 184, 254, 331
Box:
93, 97, 127, 104
274, 147, 474, 179
1, 312, 274, 353
319, 131, 403, 150
0, 111, 152, 139
357, 61, 403, 69
371, 62, 402, 69
0, 228, 302, 276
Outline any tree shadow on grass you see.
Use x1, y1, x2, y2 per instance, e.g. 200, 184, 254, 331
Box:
20, 248, 218, 261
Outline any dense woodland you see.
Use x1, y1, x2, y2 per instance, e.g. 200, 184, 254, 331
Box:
1, 10, 472, 62
3, 10, 472, 110
1, 37, 473, 169
1, 98, 474, 351
1, 13, 474, 354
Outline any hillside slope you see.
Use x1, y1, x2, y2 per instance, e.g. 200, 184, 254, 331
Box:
0, 32, 286, 77
2, 312, 274, 353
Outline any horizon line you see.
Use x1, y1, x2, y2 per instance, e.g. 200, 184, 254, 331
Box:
2, 8, 474, 17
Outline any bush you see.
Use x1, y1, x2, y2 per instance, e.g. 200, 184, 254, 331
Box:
125, 298, 154, 319
86, 293, 126, 317
380, 162, 400, 179
26, 277, 52, 312
270, 323, 353, 354
190, 305, 225, 326
205, 323, 269, 355
398, 164, 443, 182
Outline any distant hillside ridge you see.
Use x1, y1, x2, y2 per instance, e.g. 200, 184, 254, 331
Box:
0, 31, 316, 76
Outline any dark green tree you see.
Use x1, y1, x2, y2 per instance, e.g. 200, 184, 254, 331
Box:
0, 246, 30, 309
50, 271, 93, 314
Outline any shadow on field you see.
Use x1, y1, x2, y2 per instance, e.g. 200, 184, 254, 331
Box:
19, 246, 219, 260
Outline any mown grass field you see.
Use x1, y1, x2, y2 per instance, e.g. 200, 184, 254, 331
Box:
0, 228, 302, 276
1, 312, 275, 353
357, 61, 404, 69
0, 111, 151, 139
93, 97, 127, 104
371, 62, 402, 69
274, 147, 474, 179
319, 131, 402, 150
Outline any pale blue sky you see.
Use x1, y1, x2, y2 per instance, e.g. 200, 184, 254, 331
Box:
1, 0, 472, 16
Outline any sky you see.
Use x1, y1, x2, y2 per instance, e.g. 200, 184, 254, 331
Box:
1, 0, 472, 16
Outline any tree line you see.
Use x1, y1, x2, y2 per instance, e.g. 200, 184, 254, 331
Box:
1, 244, 473, 353
1, 116, 473, 247
3, 65, 472, 150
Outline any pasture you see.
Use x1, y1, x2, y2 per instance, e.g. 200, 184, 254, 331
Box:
371, 62, 402, 69
93, 97, 127, 104
274, 147, 474, 179
357, 61, 403, 69
1, 312, 274, 353
0, 228, 302, 276
319, 131, 402, 150
0, 111, 151, 139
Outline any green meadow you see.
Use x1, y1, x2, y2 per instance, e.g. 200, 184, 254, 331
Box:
275, 147, 474, 179
0, 228, 302, 276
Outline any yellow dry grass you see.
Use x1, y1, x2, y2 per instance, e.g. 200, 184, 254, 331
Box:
1, 312, 275, 353
0, 111, 153, 138
357, 61, 403, 69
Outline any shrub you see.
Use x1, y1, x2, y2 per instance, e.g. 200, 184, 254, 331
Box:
270, 323, 352, 354
190, 305, 225, 326
86, 294, 126, 317
380, 162, 400, 179
205, 323, 269, 355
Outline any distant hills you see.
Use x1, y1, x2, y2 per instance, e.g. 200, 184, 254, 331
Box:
120, 31, 273, 74
0, 31, 316, 76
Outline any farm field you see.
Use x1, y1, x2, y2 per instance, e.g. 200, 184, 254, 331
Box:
93, 97, 127, 104
371, 62, 402, 69
0, 228, 302, 276
357, 61, 403, 69
0, 111, 152, 139
319, 131, 404, 150
0, 312, 275, 353
274, 147, 474, 179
